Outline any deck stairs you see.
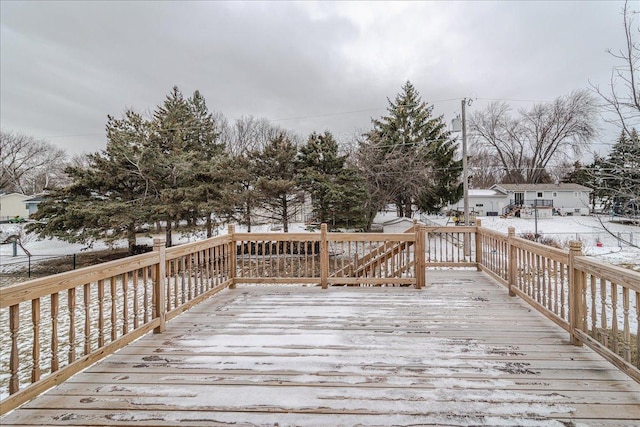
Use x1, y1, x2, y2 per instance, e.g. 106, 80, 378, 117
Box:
331, 225, 415, 279
501, 205, 521, 218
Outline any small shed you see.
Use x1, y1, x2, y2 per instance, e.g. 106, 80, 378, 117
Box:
382, 217, 415, 233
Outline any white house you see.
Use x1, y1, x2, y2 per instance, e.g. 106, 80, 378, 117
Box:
449, 183, 593, 217
0, 193, 30, 221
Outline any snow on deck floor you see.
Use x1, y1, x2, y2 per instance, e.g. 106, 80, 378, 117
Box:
2, 271, 640, 426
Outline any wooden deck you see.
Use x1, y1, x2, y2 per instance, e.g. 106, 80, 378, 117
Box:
2, 271, 639, 426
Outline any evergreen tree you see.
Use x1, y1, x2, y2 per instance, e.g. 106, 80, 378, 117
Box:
29, 111, 155, 253
252, 133, 302, 232
148, 86, 229, 244
225, 153, 259, 231
562, 160, 599, 211
598, 130, 640, 216
360, 81, 462, 218
185, 90, 227, 237
297, 131, 367, 229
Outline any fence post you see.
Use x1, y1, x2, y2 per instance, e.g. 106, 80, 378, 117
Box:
320, 223, 328, 289
153, 238, 167, 334
508, 226, 516, 297
569, 240, 584, 346
228, 224, 236, 289
415, 225, 425, 289
475, 219, 483, 270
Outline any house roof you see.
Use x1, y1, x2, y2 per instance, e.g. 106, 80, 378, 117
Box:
0, 192, 29, 199
24, 195, 44, 203
469, 189, 505, 197
491, 183, 592, 192
382, 217, 415, 226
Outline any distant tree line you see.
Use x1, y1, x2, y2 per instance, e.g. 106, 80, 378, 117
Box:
10, 83, 462, 253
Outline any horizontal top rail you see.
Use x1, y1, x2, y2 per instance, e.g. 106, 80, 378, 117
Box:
425, 226, 476, 233
327, 232, 415, 242
574, 256, 640, 292
477, 227, 508, 240
0, 251, 159, 308
233, 232, 321, 241
509, 236, 568, 262
165, 235, 231, 260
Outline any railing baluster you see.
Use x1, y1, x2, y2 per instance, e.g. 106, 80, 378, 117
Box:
622, 287, 631, 363
68, 288, 76, 363
143, 269, 150, 324
83, 283, 91, 355
167, 261, 173, 311
173, 260, 179, 307
636, 291, 640, 369
50, 293, 59, 372
560, 262, 566, 319
590, 275, 597, 339
122, 273, 129, 335
31, 298, 40, 383
110, 277, 117, 342
611, 282, 619, 354
600, 278, 608, 347
98, 279, 105, 347
133, 272, 140, 329
199, 251, 205, 294
9, 305, 19, 394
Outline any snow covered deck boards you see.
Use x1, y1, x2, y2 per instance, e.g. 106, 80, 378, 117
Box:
2, 270, 640, 426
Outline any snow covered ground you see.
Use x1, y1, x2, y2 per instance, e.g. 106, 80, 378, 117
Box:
425, 214, 640, 270
1, 215, 638, 278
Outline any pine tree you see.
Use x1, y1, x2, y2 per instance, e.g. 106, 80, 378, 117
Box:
29, 111, 155, 253
360, 81, 462, 218
252, 133, 302, 232
145, 87, 191, 245
599, 130, 640, 217
185, 90, 227, 237
297, 131, 367, 229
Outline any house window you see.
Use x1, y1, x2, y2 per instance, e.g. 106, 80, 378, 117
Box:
552, 192, 558, 197
475, 204, 484, 207
537, 192, 543, 198
574, 191, 582, 198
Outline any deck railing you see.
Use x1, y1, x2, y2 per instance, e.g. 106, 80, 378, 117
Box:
476, 223, 640, 383
1, 220, 639, 414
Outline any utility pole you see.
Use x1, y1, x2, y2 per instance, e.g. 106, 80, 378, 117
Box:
461, 99, 470, 257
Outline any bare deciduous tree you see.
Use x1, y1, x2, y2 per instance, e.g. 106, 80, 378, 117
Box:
225, 115, 298, 156
1, 130, 67, 194
591, 1, 639, 139
587, 1, 640, 232
470, 90, 598, 184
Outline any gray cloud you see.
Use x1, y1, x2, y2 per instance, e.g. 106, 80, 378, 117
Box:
0, 1, 629, 155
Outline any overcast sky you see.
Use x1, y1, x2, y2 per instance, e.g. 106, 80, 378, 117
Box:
0, 1, 632, 156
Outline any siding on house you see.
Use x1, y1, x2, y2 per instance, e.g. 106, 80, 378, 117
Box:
0, 193, 30, 220
448, 189, 508, 216
448, 184, 593, 216
492, 184, 592, 215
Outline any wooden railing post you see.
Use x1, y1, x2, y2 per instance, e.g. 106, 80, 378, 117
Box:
153, 238, 166, 334
475, 219, 483, 270
228, 224, 236, 289
415, 225, 426, 289
320, 223, 328, 289
508, 226, 516, 297
569, 240, 584, 346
